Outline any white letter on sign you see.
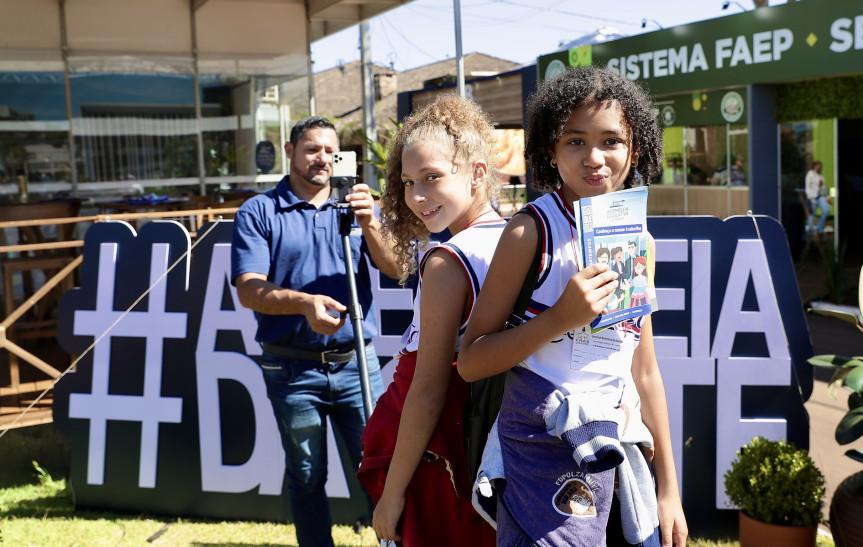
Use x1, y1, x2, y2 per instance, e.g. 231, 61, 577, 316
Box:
197, 244, 283, 495
711, 240, 789, 360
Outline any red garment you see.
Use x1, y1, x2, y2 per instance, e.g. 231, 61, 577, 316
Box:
358, 351, 495, 547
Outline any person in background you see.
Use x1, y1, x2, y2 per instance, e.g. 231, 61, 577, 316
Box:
728, 156, 745, 186
230, 115, 399, 547
458, 65, 688, 546
805, 160, 830, 239
710, 156, 745, 186
357, 94, 499, 547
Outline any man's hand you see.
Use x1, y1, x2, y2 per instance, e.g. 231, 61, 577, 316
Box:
345, 183, 400, 280
303, 294, 347, 335
345, 183, 378, 228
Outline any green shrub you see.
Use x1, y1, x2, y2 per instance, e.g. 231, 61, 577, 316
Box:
723, 436, 825, 527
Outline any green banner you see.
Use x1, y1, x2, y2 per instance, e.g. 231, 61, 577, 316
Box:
653, 88, 747, 127
538, 0, 863, 96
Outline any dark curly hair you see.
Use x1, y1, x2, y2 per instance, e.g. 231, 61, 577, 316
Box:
381, 93, 499, 284
524, 65, 663, 193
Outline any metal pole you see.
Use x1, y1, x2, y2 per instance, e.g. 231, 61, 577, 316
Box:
682, 126, 688, 214
453, 0, 465, 98
190, 1, 207, 195
726, 123, 732, 218
305, 9, 316, 116
832, 118, 839, 255
359, 22, 378, 189
339, 208, 374, 421
59, 0, 78, 196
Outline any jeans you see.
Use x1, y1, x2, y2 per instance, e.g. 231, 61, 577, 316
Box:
808, 195, 830, 235
259, 343, 384, 547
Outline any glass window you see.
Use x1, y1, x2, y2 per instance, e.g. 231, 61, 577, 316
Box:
68, 57, 199, 192
0, 70, 72, 200
685, 124, 748, 187
657, 122, 750, 217
200, 74, 305, 186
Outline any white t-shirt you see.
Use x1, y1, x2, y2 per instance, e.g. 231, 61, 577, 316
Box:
805, 169, 824, 200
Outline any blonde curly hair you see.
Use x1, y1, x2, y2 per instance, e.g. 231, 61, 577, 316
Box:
381, 93, 500, 284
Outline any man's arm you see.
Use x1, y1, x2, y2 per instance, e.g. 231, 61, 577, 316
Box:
345, 183, 400, 280
235, 272, 346, 336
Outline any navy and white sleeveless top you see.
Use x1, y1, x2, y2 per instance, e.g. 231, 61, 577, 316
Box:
396, 217, 507, 358
520, 190, 647, 404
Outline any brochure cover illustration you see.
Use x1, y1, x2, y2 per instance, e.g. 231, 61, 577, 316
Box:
574, 186, 656, 331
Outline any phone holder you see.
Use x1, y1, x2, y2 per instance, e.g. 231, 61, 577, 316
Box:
330, 175, 357, 209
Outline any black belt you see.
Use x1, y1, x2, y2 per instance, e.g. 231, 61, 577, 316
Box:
261, 342, 357, 363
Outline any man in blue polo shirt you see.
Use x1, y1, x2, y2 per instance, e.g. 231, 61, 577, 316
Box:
231, 116, 398, 547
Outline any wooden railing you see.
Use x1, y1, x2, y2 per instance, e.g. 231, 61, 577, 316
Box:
0, 205, 240, 430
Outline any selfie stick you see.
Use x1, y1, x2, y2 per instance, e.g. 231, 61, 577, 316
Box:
331, 175, 375, 422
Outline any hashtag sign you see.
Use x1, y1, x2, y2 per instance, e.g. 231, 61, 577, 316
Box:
69, 241, 185, 488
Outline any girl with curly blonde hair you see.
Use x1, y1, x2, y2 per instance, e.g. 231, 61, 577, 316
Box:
379, 93, 501, 283
357, 93, 502, 546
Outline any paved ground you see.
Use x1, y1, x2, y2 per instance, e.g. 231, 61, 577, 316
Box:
796, 245, 863, 527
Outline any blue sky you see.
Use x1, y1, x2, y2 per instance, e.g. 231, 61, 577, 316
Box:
310, 0, 795, 73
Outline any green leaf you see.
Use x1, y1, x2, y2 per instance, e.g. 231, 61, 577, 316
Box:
847, 365, 863, 393
828, 368, 849, 399
836, 406, 863, 445
849, 391, 863, 410
846, 448, 863, 464
807, 308, 860, 326
808, 355, 855, 368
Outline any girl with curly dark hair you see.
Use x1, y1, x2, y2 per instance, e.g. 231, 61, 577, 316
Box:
525, 65, 664, 195
459, 66, 688, 546
358, 93, 501, 546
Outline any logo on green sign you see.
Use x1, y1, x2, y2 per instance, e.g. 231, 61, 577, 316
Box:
660, 105, 676, 126
568, 46, 592, 67
545, 59, 567, 80
720, 91, 744, 123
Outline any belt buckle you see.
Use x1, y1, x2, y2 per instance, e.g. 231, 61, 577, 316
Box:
320, 349, 342, 363
321, 348, 353, 364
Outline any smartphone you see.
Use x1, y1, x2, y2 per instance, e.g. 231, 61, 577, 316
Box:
331, 151, 357, 203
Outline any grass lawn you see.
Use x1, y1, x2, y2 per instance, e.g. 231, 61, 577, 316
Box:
1, 475, 379, 546
2, 474, 841, 546
0, 425, 835, 546
0, 473, 740, 547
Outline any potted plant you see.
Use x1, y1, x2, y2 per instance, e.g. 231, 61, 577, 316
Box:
807, 264, 863, 546
723, 436, 825, 547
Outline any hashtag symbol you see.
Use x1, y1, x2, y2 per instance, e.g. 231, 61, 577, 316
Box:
69, 242, 185, 488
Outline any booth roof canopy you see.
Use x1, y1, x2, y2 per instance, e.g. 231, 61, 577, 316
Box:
0, 0, 408, 77
304, 0, 411, 43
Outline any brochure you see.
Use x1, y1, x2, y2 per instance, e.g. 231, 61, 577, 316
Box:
574, 186, 657, 331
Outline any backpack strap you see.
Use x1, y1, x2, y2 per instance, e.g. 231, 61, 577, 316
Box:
465, 206, 544, 484
505, 206, 542, 330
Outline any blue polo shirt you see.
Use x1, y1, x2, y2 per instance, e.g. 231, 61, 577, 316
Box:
230, 176, 379, 350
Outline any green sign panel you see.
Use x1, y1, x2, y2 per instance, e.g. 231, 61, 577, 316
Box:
538, 0, 863, 96
654, 88, 747, 127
